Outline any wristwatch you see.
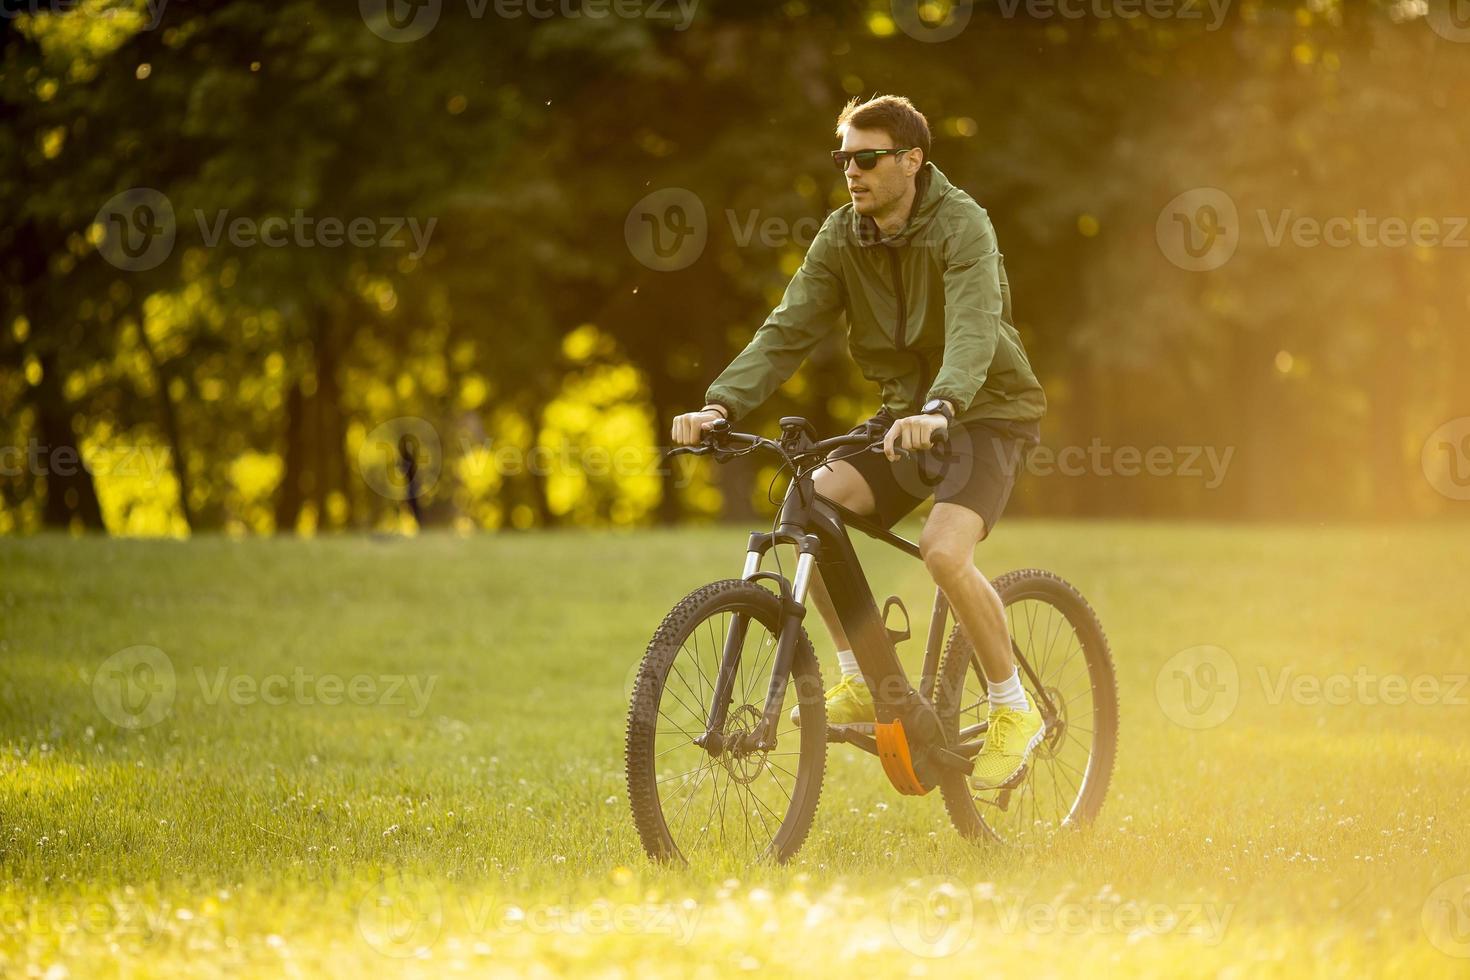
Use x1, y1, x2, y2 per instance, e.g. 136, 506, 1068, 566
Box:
920, 398, 954, 422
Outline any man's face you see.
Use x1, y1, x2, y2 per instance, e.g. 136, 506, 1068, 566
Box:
839, 125, 922, 217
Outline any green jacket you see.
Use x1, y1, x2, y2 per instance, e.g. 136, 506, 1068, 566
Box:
705, 163, 1046, 427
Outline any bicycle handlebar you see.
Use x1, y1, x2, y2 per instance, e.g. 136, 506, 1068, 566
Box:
666, 416, 947, 465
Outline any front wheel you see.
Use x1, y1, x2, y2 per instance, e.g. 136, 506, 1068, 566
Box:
625, 579, 827, 866
936, 569, 1119, 846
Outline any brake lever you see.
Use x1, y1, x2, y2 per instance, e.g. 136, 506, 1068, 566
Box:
666, 445, 712, 459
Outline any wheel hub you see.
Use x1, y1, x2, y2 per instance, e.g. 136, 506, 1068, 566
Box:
720, 704, 770, 784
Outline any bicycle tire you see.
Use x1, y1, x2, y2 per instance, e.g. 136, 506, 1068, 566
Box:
625, 579, 827, 864
935, 568, 1119, 845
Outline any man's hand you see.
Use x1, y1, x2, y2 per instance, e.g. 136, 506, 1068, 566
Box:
883, 413, 948, 461
671, 406, 727, 446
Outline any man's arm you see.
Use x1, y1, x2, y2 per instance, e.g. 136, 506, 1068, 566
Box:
703, 216, 845, 422
925, 210, 1004, 414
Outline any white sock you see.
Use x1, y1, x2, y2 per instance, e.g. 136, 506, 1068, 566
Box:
836, 649, 861, 678
986, 668, 1030, 713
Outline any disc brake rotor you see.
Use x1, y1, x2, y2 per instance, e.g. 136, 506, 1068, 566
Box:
720, 704, 770, 785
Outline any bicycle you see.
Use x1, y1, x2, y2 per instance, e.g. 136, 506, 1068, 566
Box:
625, 415, 1118, 865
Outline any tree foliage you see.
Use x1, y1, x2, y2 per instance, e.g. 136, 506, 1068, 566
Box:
2, 0, 1467, 533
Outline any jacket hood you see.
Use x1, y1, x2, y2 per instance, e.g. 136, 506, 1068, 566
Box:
852, 161, 953, 247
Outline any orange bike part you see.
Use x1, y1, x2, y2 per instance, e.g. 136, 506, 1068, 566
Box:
874, 719, 931, 796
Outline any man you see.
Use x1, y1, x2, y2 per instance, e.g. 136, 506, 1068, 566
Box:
670, 95, 1047, 790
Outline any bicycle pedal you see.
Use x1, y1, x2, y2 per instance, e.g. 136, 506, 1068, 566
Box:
825, 722, 875, 738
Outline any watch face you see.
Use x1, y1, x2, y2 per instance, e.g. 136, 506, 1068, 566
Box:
923, 399, 949, 415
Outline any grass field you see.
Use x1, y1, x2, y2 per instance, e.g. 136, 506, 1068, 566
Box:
3, 520, 1470, 977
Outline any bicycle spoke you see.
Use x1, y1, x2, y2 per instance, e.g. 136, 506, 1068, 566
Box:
742, 629, 775, 706
1051, 654, 1092, 699
667, 760, 716, 825
763, 762, 796, 800
746, 780, 786, 826
1048, 748, 1086, 786
1040, 605, 1064, 679
659, 677, 706, 729
657, 761, 712, 786
668, 661, 706, 718
1043, 633, 1082, 686
654, 739, 700, 760
656, 710, 700, 741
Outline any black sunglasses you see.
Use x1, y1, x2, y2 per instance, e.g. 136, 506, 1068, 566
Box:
830, 147, 917, 172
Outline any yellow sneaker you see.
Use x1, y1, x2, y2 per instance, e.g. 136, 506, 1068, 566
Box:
789, 674, 875, 725
970, 702, 1046, 790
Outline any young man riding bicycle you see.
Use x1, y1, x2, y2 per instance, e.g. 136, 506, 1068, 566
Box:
671, 95, 1047, 791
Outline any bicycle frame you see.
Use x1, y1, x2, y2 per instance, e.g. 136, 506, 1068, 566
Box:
684, 416, 1064, 795
695, 460, 976, 793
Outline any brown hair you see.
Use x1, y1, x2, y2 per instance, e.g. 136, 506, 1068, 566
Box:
835, 95, 931, 165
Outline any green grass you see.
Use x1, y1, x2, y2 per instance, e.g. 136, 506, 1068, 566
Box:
3, 521, 1469, 977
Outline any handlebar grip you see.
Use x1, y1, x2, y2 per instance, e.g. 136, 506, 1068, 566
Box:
865, 423, 950, 454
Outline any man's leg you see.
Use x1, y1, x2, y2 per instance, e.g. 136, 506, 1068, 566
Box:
918, 503, 1014, 683
920, 502, 1044, 788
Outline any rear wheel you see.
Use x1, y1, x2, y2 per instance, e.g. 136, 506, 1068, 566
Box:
936, 569, 1118, 846
625, 579, 827, 866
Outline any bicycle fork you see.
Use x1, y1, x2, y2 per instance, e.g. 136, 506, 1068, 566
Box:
695, 537, 817, 756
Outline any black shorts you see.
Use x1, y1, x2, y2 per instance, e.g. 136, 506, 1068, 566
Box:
836, 415, 1040, 532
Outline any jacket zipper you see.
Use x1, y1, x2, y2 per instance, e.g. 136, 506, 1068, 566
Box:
887, 245, 907, 353
887, 245, 929, 411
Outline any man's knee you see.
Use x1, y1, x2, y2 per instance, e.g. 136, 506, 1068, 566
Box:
921, 539, 973, 584
920, 506, 985, 584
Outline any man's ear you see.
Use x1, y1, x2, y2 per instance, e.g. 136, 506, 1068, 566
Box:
903, 149, 924, 178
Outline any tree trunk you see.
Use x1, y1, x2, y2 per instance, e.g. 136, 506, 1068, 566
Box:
274, 379, 307, 533
649, 395, 684, 526
131, 307, 195, 531
32, 349, 105, 531
311, 316, 345, 530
